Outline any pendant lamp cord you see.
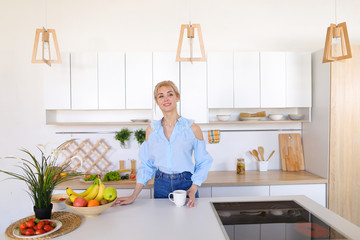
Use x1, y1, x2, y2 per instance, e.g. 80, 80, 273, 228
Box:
334, 0, 337, 24
188, 0, 192, 25
44, 0, 48, 30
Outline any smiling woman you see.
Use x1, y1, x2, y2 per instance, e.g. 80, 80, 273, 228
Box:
113, 80, 213, 208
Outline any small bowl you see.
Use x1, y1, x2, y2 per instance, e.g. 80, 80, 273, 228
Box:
288, 114, 304, 120
216, 115, 231, 121
268, 114, 283, 121
51, 193, 68, 211
65, 198, 115, 217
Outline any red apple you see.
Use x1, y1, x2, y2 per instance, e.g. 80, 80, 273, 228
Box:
73, 196, 88, 207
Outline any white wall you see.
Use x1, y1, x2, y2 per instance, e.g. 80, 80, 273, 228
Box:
1, 0, 360, 232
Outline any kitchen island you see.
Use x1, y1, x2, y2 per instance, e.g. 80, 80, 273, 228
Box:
3, 195, 359, 239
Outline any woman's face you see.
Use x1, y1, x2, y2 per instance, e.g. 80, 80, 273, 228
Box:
156, 86, 179, 112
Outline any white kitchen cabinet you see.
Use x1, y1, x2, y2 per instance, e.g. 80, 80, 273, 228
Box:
260, 52, 286, 108
125, 52, 152, 109
44, 52, 71, 109
117, 189, 151, 199
269, 184, 326, 207
286, 52, 311, 107
98, 52, 126, 109
211, 186, 269, 197
261, 223, 286, 240
235, 224, 260, 240
71, 52, 98, 109
198, 187, 211, 197
207, 52, 234, 108
224, 225, 235, 240
153, 52, 180, 120
234, 52, 260, 108
286, 223, 311, 240
180, 62, 208, 123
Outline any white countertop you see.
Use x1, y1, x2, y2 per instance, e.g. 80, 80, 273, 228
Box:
3, 195, 360, 240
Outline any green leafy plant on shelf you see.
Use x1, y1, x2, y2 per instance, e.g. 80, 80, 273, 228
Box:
114, 128, 133, 147
134, 129, 146, 145
0, 140, 81, 209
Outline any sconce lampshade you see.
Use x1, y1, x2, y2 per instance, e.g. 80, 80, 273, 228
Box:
176, 23, 206, 62
31, 27, 61, 66
323, 22, 352, 63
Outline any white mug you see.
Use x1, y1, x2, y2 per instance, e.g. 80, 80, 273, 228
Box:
168, 190, 187, 207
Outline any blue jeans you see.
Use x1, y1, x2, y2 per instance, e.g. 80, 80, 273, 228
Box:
154, 169, 199, 198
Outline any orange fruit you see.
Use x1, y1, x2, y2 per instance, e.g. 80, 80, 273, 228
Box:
87, 200, 100, 207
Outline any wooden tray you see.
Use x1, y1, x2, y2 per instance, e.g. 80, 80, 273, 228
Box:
5, 212, 81, 240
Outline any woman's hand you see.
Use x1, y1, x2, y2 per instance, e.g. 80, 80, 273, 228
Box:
186, 184, 198, 207
112, 195, 136, 207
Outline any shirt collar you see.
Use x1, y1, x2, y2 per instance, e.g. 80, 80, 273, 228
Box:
152, 116, 186, 133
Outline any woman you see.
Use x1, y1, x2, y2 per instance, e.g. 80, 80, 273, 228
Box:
114, 81, 213, 207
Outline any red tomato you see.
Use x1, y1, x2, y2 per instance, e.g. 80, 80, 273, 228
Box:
25, 220, 35, 228
33, 225, 38, 230
36, 221, 45, 230
42, 220, 49, 225
25, 228, 35, 236
19, 222, 27, 231
35, 229, 46, 235
19, 229, 26, 235
85, 175, 90, 178
43, 225, 54, 232
130, 174, 136, 179
48, 221, 57, 227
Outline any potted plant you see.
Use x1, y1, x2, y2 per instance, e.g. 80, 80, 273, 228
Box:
134, 129, 146, 146
114, 128, 133, 148
0, 140, 81, 219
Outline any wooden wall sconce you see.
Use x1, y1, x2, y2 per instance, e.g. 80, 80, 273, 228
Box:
31, 28, 62, 66
176, 23, 206, 62
323, 22, 352, 63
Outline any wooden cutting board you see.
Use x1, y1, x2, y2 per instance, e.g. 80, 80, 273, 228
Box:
279, 133, 305, 171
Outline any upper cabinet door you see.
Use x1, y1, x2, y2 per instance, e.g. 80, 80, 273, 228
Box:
207, 52, 234, 108
260, 52, 286, 108
181, 62, 208, 123
125, 52, 152, 109
98, 52, 126, 109
153, 52, 180, 120
71, 52, 98, 109
44, 52, 71, 109
234, 52, 260, 108
286, 52, 311, 107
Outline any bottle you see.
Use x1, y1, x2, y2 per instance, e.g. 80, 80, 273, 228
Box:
237, 158, 245, 175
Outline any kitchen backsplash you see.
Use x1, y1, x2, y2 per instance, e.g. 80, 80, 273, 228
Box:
57, 128, 301, 173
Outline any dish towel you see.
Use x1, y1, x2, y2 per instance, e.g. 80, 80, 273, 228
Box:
208, 130, 220, 144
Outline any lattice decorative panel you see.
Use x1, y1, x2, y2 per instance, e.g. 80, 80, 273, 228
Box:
60, 139, 112, 174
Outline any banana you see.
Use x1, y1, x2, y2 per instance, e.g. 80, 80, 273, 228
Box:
66, 182, 96, 197
94, 179, 106, 202
69, 194, 77, 203
84, 180, 100, 201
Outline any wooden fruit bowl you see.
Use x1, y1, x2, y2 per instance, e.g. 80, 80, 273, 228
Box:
64, 198, 115, 217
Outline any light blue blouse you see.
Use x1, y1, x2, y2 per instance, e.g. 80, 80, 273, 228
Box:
136, 117, 213, 187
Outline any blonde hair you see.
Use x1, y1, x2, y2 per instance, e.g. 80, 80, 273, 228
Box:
153, 81, 180, 101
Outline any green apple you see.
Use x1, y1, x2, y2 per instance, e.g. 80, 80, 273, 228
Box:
103, 187, 117, 201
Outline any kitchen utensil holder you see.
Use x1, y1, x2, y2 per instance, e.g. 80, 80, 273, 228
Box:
258, 161, 269, 172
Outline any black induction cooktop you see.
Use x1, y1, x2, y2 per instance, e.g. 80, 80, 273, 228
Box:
211, 201, 347, 240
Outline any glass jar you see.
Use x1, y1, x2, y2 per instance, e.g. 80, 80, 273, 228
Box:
237, 158, 245, 175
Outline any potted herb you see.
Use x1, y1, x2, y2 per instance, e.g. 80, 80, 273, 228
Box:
134, 129, 146, 146
0, 140, 81, 219
114, 128, 133, 148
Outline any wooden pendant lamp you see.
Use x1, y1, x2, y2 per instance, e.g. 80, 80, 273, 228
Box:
323, 22, 352, 63
176, 23, 206, 62
31, 27, 62, 66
